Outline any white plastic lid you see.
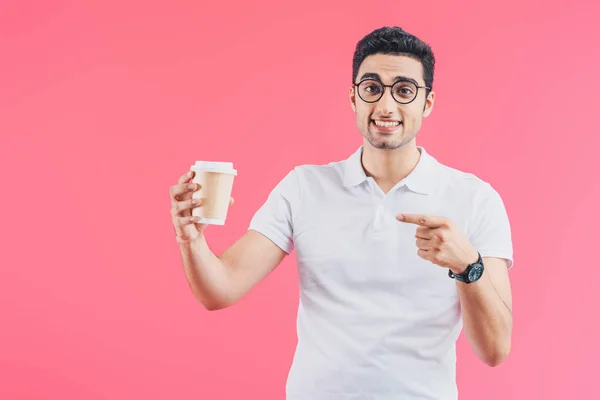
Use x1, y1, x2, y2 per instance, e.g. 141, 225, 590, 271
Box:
190, 161, 237, 175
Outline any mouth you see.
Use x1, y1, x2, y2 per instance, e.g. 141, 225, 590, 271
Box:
371, 119, 402, 133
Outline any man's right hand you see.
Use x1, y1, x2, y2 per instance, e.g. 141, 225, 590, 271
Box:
170, 169, 285, 310
170, 170, 234, 244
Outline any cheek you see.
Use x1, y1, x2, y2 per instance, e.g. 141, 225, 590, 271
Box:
357, 105, 373, 122
401, 107, 422, 125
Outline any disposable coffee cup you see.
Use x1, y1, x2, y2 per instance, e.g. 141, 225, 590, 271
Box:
190, 161, 237, 225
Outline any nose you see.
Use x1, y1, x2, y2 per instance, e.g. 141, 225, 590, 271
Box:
375, 86, 396, 115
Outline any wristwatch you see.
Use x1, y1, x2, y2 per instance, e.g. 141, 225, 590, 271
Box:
448, 252, 484, 283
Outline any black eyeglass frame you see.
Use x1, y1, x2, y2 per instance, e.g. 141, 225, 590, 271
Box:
353, 78, 431, 104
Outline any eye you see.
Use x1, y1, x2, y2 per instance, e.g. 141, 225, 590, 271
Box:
395, 85, 414, 95
357, 80, 385, 101
392, 81, 418, 100
365, 84, 382, 94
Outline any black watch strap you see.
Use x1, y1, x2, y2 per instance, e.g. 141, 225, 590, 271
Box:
448, 252, 484, 283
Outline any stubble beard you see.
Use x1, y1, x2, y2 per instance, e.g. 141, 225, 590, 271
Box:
362, 124, 418, 151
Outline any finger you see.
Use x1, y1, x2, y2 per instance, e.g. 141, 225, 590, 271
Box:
175, 215, 201, 230
229, 197, 235, 206
172, 198, 201, 216
417, 248, 432, 261
178, 170, 195, 184
397, 213, 447, 228
173, 216, 204, 240
415, 226, 434, 239
170, 182, 199, 200
415, 238, 433, 250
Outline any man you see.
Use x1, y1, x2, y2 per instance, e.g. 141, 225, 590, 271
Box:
170, 26, 514, 400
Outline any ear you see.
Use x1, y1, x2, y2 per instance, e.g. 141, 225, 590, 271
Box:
423, 90, 435, 118
349, 86, 356, 112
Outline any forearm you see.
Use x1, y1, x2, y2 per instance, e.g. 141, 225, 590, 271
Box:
179, 233, 233, 310
457, 271, 512, 366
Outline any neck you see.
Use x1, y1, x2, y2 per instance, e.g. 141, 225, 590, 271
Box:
361, 139, 421, 193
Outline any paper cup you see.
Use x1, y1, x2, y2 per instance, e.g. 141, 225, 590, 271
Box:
190, 161, 237, 225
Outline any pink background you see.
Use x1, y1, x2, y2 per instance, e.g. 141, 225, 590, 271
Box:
1, 1, 599, 399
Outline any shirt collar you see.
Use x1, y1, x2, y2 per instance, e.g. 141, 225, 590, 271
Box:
342, 145, 438, 195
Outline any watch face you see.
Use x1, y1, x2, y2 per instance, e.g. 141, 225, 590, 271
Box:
468, 264, 483, 281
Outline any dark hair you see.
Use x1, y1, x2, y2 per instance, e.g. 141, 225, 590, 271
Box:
352, 26, 435, 95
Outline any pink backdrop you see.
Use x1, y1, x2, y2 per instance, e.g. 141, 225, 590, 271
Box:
2, 1, 599, 399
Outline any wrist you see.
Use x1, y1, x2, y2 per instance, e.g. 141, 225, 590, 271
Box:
177, 232, 204, 248
451, 252, 480, 275
449, 251, 484, 284
451, 265, 467, 275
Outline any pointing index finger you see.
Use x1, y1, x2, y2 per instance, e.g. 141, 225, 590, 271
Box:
397, 213, 447, 228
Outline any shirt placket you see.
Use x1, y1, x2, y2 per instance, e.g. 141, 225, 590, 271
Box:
367, 177, 389, 235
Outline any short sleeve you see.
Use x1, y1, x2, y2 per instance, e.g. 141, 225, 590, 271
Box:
468, 183, 514, 269
248, 169, 299, 254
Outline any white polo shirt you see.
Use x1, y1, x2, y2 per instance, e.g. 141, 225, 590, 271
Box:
249, 146, 513, 400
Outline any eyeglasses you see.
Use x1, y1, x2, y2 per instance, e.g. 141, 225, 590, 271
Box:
354, 79, 430, 104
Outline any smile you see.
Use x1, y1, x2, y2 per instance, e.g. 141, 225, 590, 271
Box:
372, 120, 402, 127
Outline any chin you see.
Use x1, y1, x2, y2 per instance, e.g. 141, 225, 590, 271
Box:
367, 136, 403, 150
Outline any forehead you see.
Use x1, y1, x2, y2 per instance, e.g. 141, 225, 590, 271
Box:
357, 54, 424, 84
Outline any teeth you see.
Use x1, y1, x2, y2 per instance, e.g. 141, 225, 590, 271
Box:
374, 120, 401, 127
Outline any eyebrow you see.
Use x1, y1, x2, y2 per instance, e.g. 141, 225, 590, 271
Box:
358, 72, 421, 87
